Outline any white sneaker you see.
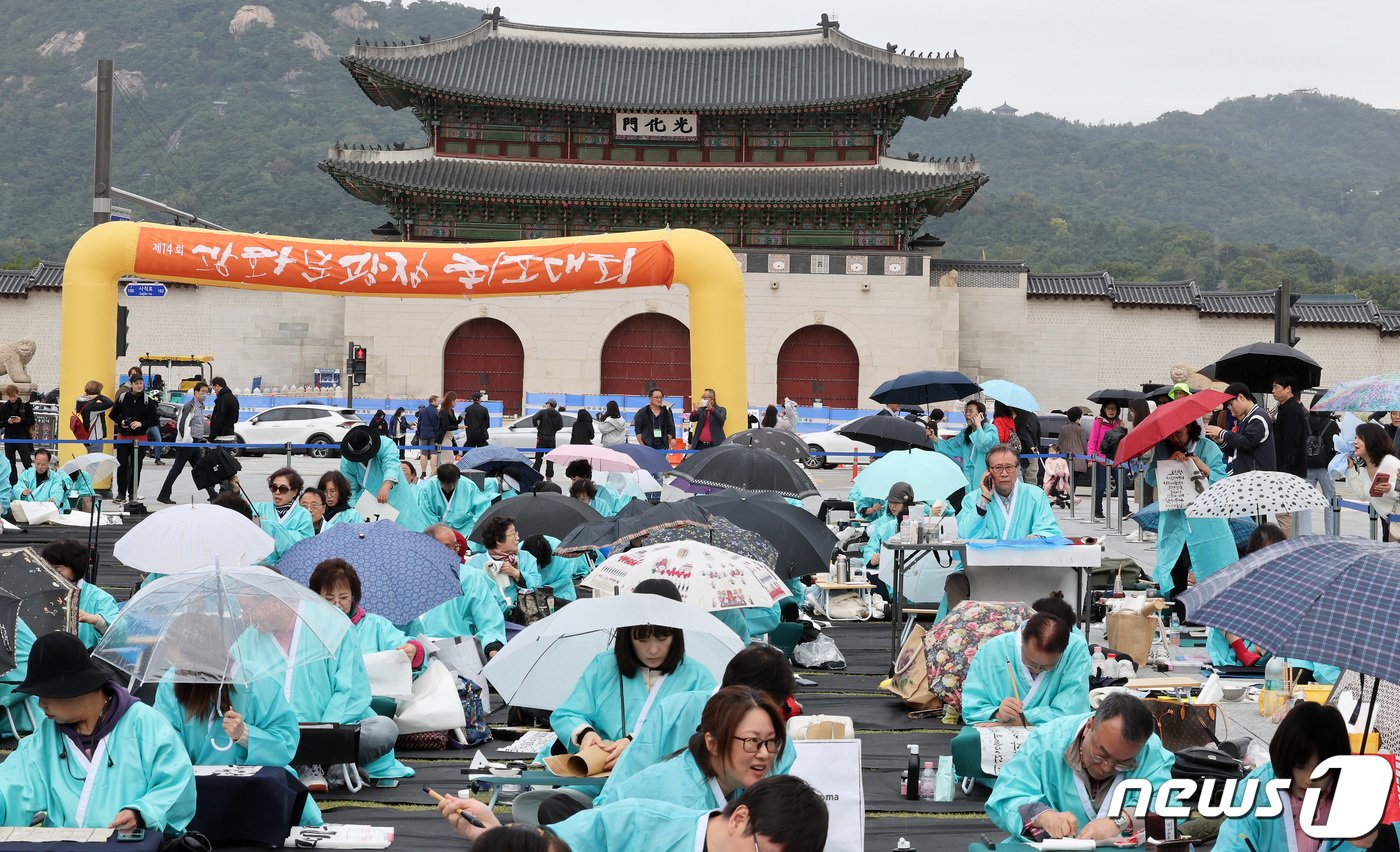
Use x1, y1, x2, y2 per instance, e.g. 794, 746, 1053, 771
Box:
297, 764, 328, 793
325, 763, 349, 791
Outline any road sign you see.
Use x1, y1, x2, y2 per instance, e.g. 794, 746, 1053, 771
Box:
124, 282, 167, 298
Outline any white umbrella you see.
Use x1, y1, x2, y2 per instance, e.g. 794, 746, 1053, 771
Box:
604, 470, 663, 500
113, 503, 275, 574
1186, 470, 1329, 518
583, 541, 789, 611
481, 593, 743, 710
60, 452, 120, 482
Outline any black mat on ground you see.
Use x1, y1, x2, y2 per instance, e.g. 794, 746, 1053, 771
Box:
279, 804, 470, 852
863, 765, 990, 814
866, 815, 1000, 850
2, 521, 140, 596
329, 761, 472, 806
797, 670, 886, 694
858, 729, 958, 768
798, 691, 941, 731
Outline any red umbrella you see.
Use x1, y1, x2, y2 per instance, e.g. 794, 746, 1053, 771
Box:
1112, 390, 1232, 465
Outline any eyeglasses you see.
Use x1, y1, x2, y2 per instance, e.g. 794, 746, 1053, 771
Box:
988, 464, 1018, 473
733, 736, 778, 754
1082, 734, 1138, 773
1024, 657, 1058, 675
269, 484, 295, 494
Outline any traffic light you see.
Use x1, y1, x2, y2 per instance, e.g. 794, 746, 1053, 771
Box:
1275, 281, 1301, 347
350, 344, 367, 385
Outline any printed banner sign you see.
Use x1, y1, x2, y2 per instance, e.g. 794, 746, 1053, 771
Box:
614, 112, 699, 140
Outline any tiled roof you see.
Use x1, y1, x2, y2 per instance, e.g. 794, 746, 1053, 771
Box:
1113, 281, 1197, 306
1197, 290, 1277, 315
929, 258, 1028, 275
1379, 311, 1400, 334
28, 261, 64, 289
1026, 272, 1112, 297
345, 22, 970, 116
1293, 298, 1376, 326
320, 148, 988, 210
0, 269, 30, 297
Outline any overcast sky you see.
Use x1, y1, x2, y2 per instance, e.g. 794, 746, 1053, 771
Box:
431, 0, 1400, 123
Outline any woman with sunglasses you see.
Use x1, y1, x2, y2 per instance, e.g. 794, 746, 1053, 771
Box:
251, 467, 313, 565
153, 612, 324, 826
1144, 419, 1235, 619
594, 686, 787, 813
547, 580, 716, 788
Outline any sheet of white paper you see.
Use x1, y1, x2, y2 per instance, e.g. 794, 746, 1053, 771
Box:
501, 730, 557, 754
53, 510, 123, 527
470, 750, 490, 769
421, 634, 490, 713
363, 650, 414, 699
977, 725, 1032, 776
354, 491, 399, 524
193, 764, 262, 777
0, 827, 114, 842
283, 824, 394, 849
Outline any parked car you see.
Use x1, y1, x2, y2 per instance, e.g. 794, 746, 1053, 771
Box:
800, 419, 877, 470
1037, 412, 1068, 451
234, 404, 362, 458
486, 411, 609, 450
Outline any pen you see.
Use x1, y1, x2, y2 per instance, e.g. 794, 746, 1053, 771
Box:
423, 786, 486, 828
1241, 834, 1260, 852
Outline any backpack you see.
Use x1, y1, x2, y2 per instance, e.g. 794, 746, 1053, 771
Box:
1003, 426, 1023, 458
1306, 414, 1339, 468
69, 400, 93, 441
1098, 425, 1127, 460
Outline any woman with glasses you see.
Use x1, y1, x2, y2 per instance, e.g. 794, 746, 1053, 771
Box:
251, 467, 313, 565
153, 612, 324, 826
593, 686, 787, 814
1145, 420, 1235, 620
41, 540, 119, 650
934, 400, 1000, 496
317, 471, 363, 526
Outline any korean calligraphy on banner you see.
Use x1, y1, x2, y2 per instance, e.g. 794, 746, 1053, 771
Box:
132, 227, 676, 297
614, 112, 699, 141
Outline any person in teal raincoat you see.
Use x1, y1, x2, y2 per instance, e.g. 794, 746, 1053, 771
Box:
439, 775, 830, 852
251, 467, 314, 564
152, 612, 322, 826
407, 548, 508, 657
340, 425, 428, 532
604, 645, 797, 795
315, 471, 364, 528
15, 449, 73, 510
0, 632, 196, 832
986, 695, 1174, 842
469, 516, 542, 612
0, 454, 10, 515
957, 445, 1063, 540
0, 617, 37, 737
565, 460, 626, 517
231, 593, 411, 790
936, 401, 1000, 491
417, 464, 490, 538
519, 535, 582, 603
1207, 524, 1282, 669
41, 540, 120, 649
1215, 702, 1378, 852
713, 600, 785, 645
67, 469, 96, 512
954, 611, 1092, 787
861, 482, 915, 600
595, 685, 788, 813
299, 488, 359, 535
1145, 422, 1237, 611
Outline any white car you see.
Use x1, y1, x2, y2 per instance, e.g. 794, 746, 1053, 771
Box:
487, 411, 602, 450
800, 416, 962, 469
234, 404, 363, 458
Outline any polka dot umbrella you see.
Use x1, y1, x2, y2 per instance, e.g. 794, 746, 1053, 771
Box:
1185, 470, 1329, 519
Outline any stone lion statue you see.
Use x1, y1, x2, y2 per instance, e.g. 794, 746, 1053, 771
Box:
0, 338, 37, 391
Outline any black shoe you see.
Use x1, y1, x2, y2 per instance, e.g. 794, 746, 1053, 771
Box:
153, 459, 166, 466
156, 496, 176, 505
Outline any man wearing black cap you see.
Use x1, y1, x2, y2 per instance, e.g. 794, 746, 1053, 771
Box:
0, 632, 196, 832
462, 392, 491, 448
339, 424, 429, 531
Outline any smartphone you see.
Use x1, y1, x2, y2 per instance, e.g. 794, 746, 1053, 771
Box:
981, 473, 993, 490
115, 829, 146, 842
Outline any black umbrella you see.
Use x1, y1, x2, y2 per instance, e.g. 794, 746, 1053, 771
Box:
670, 444, 819, 500
643, 516, 779, 571
555, 501, 712, 555
1211, 342, 1322, 393
871, 370, 981, 405
722, 428, 811, 464
1088, 388, 1148, 407
692, 490, 838, 580
0, 589, 19, 676
468, 492, 602, 544
0, 547, 78, 638
836, 415, 936, 452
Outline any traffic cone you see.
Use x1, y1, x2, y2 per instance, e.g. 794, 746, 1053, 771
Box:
851, 457, 860, 481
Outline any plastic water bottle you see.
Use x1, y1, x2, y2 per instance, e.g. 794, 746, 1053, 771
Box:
1168, 613, 1182, 652
1260, 656, 1288, 715
1112, 568, 1124, 597
1106, 653, 1118, 675
1091, 645, 1107, 677
918, 760, 936, 800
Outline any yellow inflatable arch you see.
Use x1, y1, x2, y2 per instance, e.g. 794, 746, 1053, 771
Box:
59, 222, 746, 461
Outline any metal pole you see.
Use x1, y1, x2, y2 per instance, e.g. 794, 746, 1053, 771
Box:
93, 59, 113, 226
284, 442, 293, 469
345, 352, 355, 407
1101, 464, 1113, 530
1331, 496, 1342, 537
1370, 506, 1380, 541
1112, 466, 1127, 536
1066, 454, 1076, 520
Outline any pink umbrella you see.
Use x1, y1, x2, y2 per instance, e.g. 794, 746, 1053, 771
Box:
542, 444, 640, 473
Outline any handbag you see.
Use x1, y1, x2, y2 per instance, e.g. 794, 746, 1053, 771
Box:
1170, 746, 1244, 805
512, 586, 556, 626
69, 399, 93, 441
1148, 698, 1222, 751
394, 660, 467, 735
882, 623, 940, 710
192, 446, 240, 490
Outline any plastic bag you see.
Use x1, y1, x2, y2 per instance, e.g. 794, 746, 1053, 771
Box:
793, 633, 847, 670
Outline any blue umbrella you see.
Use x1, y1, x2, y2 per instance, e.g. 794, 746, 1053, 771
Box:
609, 443, 671, 476
853, 449, 968, 504
458, 445, 531, 471
1179, 537, 1400, 683
979, 379, 1040, 412
1128, 502, 1256, 549
276, 520, 463, 625
870, 370, 981, 406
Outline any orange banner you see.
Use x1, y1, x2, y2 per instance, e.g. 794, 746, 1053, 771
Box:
132, 227, 675, 297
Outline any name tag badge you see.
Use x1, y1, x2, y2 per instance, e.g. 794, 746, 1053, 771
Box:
653, 429, 662, 438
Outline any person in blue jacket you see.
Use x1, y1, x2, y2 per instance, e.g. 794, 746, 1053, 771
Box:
438, 775, 830, 852
519, 534, 581, 604
594, 686, 788, 812
14, 449, 73, 511
250, 467, 314, 564
986, 694, 1174, 842
0, 632, 197, 832
957, 445, 1063, 540
1215, 702, 1379, 852
299, 488, 359, 535
417, 463, 490, 538
410, 525, 509, 657
468, 515, 543, 612
603, 644, 798, 796
41, 539, 120, 650
1145, 421, 1237, 615
153, 612, 322, 826
340, 425, 428, 532
936, 400, 1001, 492
232, 591, 411, 793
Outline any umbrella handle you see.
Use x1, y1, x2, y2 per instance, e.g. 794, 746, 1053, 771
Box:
208, 735, 236, 753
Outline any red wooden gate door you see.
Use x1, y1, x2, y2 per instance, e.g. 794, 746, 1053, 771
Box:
444, 318, 525, 415
776, 324, 859, 407
600, 314, 691, 408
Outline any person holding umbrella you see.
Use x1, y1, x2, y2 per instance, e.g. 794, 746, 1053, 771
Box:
251, 467, 314, 565
469, 516, 544, 614
1088, 402, 1128, 519
41, 540, 118, 650
1144, 421, 1236, 618
0, 632, 197, 832
520, 535, 583, 604
860, 482, 919, 601
935, 400, 1000, 498
341, 424, 429, 532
